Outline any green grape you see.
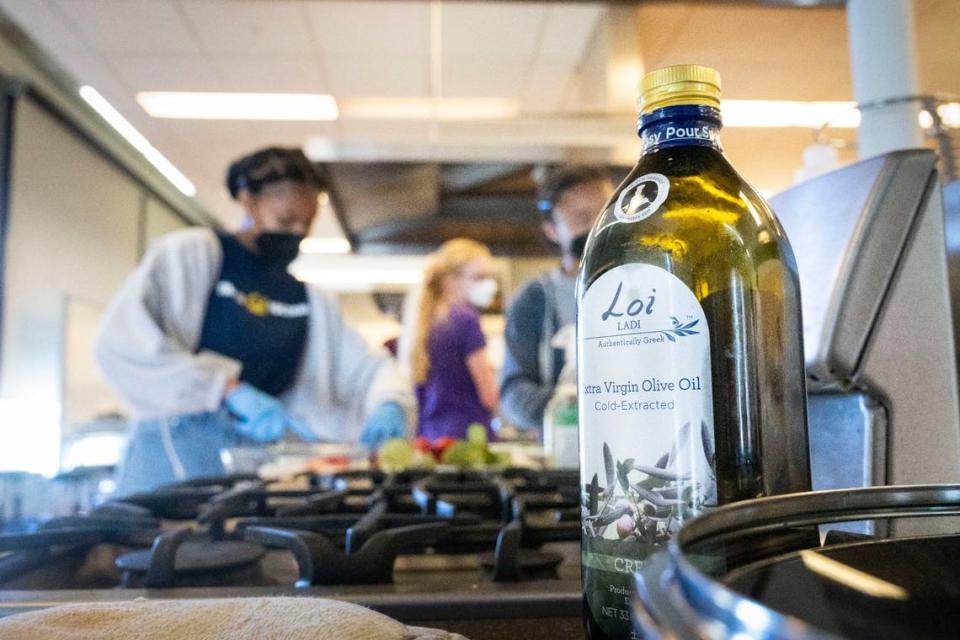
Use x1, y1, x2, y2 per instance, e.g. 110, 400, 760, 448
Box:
466, 424, 488, 447
378, 438, 414, 472
441, 441, 486, 469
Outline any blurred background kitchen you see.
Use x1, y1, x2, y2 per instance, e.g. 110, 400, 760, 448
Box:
0, 0, 957, 526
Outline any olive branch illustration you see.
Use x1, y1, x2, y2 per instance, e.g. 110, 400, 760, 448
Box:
662, 317, 700, 342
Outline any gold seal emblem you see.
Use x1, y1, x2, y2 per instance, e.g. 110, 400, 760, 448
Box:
245, 292, 270, 316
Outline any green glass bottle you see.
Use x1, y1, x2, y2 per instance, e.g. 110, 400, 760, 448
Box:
577, 65, 809, 639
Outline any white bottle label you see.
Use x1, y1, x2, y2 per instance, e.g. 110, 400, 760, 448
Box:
579, 262, 716, 554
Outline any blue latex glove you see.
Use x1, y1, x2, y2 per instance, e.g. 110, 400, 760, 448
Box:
225, 383, 319, 443
360, 402, 407, 450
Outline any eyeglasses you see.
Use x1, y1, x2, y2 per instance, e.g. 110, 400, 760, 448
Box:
257, 181, 318, 200
460, 271, 495, 282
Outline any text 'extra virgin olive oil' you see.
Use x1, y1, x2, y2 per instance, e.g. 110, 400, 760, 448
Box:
577, 65, 808, 639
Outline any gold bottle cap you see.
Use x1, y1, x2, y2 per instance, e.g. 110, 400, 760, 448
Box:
639, 64, 722, 114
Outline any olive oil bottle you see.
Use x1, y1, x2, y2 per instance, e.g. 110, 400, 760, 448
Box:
577, 65, 808, 639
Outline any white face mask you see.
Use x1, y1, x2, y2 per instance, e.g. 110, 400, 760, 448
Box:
466, 277, 498, 309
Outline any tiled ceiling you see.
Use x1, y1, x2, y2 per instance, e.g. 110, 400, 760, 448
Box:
636, 1, 960, 100
635, 4, 852, 101
0, 0, 956, 232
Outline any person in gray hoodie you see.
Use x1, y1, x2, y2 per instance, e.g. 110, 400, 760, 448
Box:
499, 166, 613, 432
96, 147, 414, 495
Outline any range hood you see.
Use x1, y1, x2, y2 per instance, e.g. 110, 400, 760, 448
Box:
320, 161, 628, 257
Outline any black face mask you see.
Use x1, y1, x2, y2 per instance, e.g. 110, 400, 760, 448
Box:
569, 233, 589, 260
256, 232, 303, 267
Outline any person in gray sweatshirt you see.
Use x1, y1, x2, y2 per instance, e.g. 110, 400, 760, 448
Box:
499, 166, 613, 433
95, 147, 414, 495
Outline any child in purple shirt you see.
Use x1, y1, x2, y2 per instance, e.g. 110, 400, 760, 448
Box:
409, 239, 500, 442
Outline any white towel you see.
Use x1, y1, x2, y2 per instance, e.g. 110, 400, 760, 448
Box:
0, 597, 469, 640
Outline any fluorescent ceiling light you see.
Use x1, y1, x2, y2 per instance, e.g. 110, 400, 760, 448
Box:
340, 97, 518, 121
313, 97, 858, 127
915, 103, 960, 130
80, 85, 196, 196
134, 91, 955, 132
291, 266, 424, 291
138, 92, 338, 121
934, 102, 960, 127
300, 237, 352, 254
722, 100, 859, 128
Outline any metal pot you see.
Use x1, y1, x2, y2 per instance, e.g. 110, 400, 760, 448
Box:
633, 484, 960, 639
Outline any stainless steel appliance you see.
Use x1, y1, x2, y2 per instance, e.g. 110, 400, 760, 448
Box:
0, 470, 583, 639
943, 179, 960, 371
771, 150, 960, 532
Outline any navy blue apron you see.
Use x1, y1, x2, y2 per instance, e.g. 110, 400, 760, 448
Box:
197, 233, 309, 396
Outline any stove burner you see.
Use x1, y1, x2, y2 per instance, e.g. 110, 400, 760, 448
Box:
106, 488, 223, 521
411, 472, 512, 520
104, 474, 264, 521
244, 519, 448, 586
197, 481, 350, 537
90, 501, 154, 520
314, 469, 433, 493
159, 473, 262, 491
1, 467, 581, 592
42, 515, 163, 548
0, 514, 162, 554
115, 527, 265, 588
480, 519, 564, 581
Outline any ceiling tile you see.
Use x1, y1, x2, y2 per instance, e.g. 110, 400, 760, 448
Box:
916, 0, 960, 95
441, 2, 547, 59
53, 0, 200, 54
212, 56, 327, 93
538, 3, 605, 66
522, 61, 575, 112
16, 0, 955, 230
307, 1, 430, 58
921, 62, 960, 95
180, 0, 314, 56
324, 55, 429, 97
159, 126, 255, 223
0, 0, 87, 52
246, 121, 340, 147
55, 52, 123, 91
636, 4, 850, 100
53, 53, 175, 142
135, 124, 188, 162
634, 5, 694, 68
164, 119, 258, 155
335, 119, 433, 143
120, 106, 175, 147
108, 55, 223, 92
646, 51, 852, 101
442, 56, 528, 98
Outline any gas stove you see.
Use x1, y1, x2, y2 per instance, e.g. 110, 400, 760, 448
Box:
0, 469, 584, 638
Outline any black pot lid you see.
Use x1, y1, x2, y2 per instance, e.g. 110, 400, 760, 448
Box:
116, 540, 265, 575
